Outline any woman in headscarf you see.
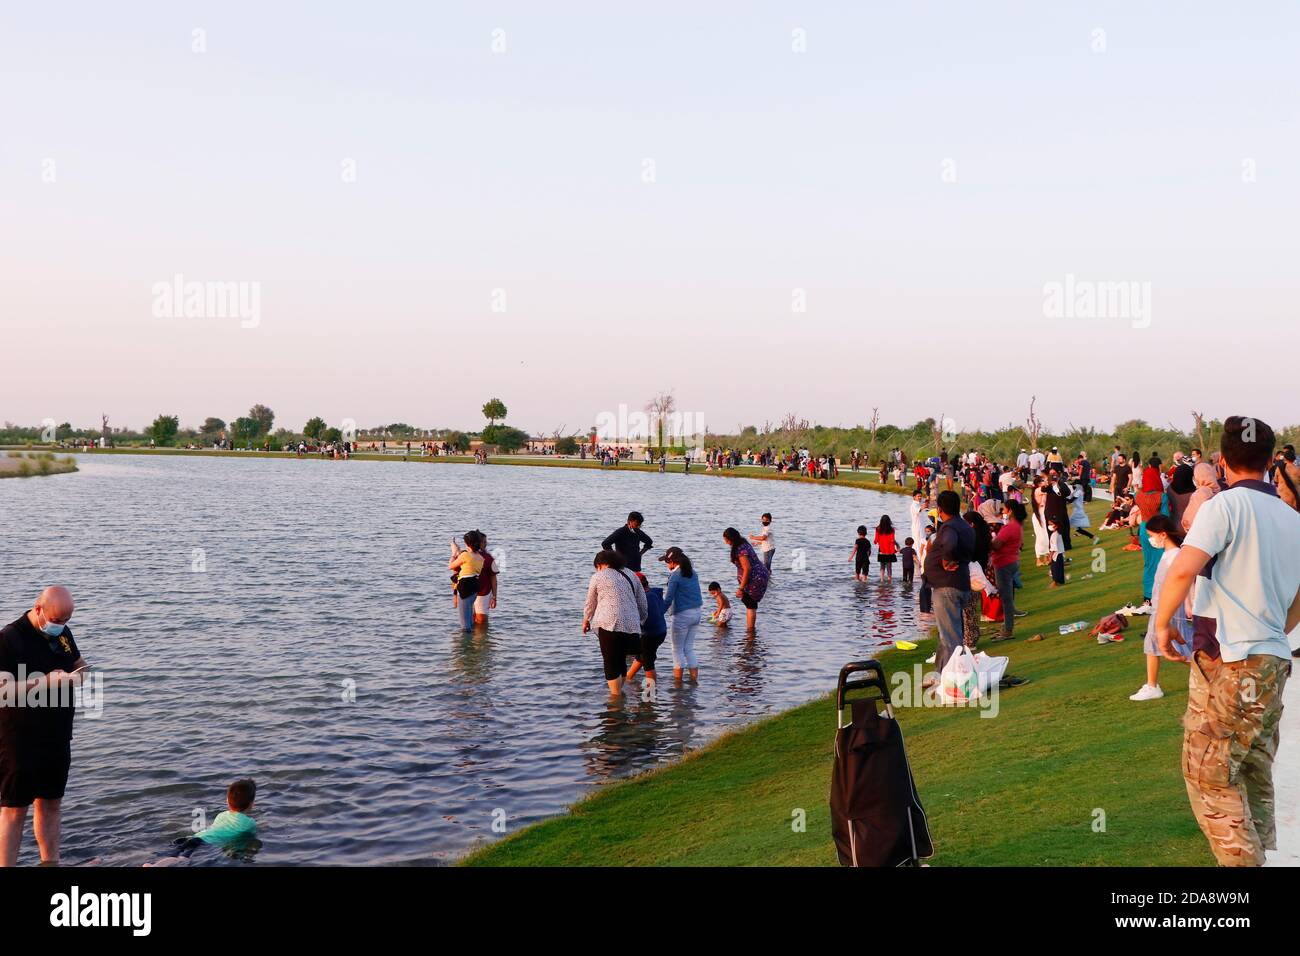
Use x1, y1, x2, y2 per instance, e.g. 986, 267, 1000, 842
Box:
1181, 461, 1221, 532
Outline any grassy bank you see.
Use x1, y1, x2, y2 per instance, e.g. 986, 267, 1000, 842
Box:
0, 451, 79, 479
465, 496, 1210, 866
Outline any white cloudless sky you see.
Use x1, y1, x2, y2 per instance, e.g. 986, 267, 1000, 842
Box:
2, 1, 1297, 436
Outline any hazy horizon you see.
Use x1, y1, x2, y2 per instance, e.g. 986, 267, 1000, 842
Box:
4, 3, 1297, 435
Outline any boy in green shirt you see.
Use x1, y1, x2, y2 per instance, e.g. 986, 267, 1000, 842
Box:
146, 779, 258, 865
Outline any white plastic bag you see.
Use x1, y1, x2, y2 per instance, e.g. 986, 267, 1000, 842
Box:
939, 647, 1008, 702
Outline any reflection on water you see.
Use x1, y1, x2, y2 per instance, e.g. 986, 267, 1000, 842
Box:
1, 455, 924, 864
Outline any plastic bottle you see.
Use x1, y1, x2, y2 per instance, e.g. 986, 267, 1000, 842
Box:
1058, 620, 1090, 634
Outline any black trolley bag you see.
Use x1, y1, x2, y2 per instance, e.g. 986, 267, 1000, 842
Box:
830, 660, 933, 866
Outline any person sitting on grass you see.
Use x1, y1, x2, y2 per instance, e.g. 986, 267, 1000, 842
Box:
706, 581, 732, 627
1100, 494, 1134, 531
146, 779, 259, 866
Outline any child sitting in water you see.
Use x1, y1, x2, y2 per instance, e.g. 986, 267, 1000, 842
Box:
146, 778, 259, 866
706, 581, 732, 627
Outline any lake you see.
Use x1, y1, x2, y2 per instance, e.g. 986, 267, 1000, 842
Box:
0, 454, 923, 864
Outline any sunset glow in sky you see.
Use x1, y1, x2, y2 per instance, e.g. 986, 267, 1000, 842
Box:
3, 2, 1296, 436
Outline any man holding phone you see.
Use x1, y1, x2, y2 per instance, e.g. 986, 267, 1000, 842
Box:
0, 586, 89, 866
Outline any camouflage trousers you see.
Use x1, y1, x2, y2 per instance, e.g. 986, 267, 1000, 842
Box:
1182, 651, 1291, 867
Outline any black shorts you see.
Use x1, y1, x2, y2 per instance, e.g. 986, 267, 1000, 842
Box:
638, 633, 666, 671
740, 592, 760, 610
0, 740, 72, 807
597, 628, 640, 681
855, 555, 871, 575
878, 553, 896, 564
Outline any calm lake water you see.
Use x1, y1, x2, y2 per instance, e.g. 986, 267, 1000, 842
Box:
0, 454, 922, 865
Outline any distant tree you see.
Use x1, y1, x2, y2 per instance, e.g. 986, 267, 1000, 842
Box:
148, 415, 180, 446
322, 427, 343, 443
231, 416, 260, 445
200, 417, 226, 437
303, 417, 327, 440
482, 399, 507, 426
248, 404, 275, 436
555, 435, 579, 455
56, 422, 73, 441
483, 424, 529, 452
445, 431, 469, 452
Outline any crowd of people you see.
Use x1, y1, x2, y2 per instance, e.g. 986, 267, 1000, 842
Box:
489, 416, 1296, 868
7, 418, 1294, 870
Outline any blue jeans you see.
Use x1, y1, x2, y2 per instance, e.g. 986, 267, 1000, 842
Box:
932, 587, 971, 676
458, 591, 475, 630
994, 562, 1019, 637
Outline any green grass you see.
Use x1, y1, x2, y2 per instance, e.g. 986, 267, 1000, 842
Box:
465, 497, 1210, 867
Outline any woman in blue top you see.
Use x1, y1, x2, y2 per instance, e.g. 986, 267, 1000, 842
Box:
658, 546, 704, 683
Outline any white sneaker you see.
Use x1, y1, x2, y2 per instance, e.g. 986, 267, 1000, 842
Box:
1132, 603, 1152, 616
1117, 604, 1136, 616
1129, 684, 1164, 701
925, 654, 936, 665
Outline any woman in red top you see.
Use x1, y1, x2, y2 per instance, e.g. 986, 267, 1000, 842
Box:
873, 516, 898, 580
988, 500, 1026, 640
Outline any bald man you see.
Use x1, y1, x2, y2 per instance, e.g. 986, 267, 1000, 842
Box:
0, 587, 88, 866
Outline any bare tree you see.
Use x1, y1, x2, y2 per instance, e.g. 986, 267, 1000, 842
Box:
778, 413, 811, 452
645, 391, 677, 450
930, 412, 947, 454
1191, 410, 1208, 454
1024, 396, 1043, 450
868, 407, 880, 462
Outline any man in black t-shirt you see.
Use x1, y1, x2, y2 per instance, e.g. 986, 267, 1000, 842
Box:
1111, 454, 1133, 497
0, 586, 88, 867
602, 512, 653, 572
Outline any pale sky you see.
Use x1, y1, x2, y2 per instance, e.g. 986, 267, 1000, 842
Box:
3, 2, 1297, 437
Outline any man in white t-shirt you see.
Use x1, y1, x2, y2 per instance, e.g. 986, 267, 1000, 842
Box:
1156, 416, 1300, 867
1028, 449, 1045, 476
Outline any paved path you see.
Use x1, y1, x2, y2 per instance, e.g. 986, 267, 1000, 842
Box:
1267, 639, 1299, 866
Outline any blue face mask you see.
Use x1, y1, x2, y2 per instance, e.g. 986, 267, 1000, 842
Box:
39, 614, 66, 637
